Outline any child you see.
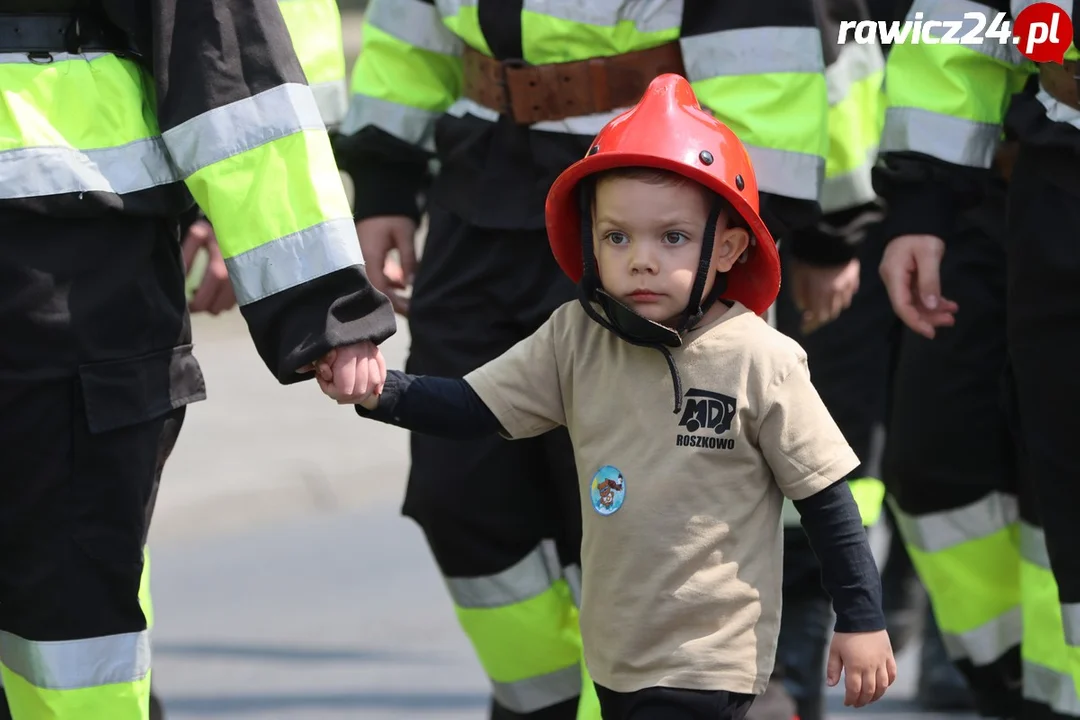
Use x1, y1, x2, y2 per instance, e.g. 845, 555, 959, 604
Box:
328, 74, 896, 719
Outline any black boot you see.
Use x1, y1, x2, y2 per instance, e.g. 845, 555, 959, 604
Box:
917, 605, 976, 712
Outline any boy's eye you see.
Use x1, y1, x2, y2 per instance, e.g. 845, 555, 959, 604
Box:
663, 232, 689, 245
606, 232, 629, 245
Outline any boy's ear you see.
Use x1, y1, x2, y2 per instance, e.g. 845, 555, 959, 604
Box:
713, 227, 751, 272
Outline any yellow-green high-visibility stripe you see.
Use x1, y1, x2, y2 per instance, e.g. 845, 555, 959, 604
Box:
519, 8, 679, 64
342, 0, 463, 148
890, 493, 1022, 667
0, 53, 182, 199
1020, 522, 1080, 716
881, 0, 1030, 168
684, 27, 826, 201
139, 548, 154, 632
438, 0, 490, 57
0, 631, 151, 720
161, 82, 362, 306
278, 0, 348, 129
821, 43, 884, 213
448, 542, 586, 713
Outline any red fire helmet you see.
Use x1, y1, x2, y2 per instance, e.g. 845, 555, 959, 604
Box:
544, 73, 780, 316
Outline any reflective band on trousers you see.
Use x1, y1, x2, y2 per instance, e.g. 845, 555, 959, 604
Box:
893, 491, 1017, 553
311, 79, 348, 130
0, 631, 149, 691
880, 106, 1002, 169
1025, 661, 1080, 717
940, 606, 1023, 666
493, 663, 582, 714
910, 0, 1025, 65
445, 541, 564, 609
277, 0, 348, 127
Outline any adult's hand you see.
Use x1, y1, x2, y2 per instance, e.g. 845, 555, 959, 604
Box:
357, 216, 418, 316
790, 258, 861, 334
182, 219, 237, 315
878, 234, 958, 339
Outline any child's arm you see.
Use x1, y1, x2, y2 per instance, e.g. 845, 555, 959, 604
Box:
793, 481, 883, 632
355, 370, 504, 440
759, 355, 896, 707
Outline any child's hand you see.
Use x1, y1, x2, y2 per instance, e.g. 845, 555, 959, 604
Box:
313, 342, 386, 405
826, 630, 897, 708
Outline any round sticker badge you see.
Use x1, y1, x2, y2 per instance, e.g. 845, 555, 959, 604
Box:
590, 465, 626, 516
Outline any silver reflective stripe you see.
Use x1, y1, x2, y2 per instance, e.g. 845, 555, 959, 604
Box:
493, 663, 582, 713
445, 542, 558, 609
446, 97, 628, 136
682, 27, 823, 80
892, 491, 1017, 553
911, 0, 1025, 65
311, 79, 348, 130
940, 606, 1022, 665
0, 51, 112, 64
563, 564, 582, 608
881, 106, 1001, 168
1064, 603, 1080, 648
827, 43, 884, 106
0, 630, 149, 691
435, 0, 478, 17
224, 217, 363, 306
1036, 87, 1080, 131
1020, 521, 1052, 570
341, 95, 440, 149
0, 140, 181, 200
821, 151, 878, 213
163, 83, 325, 178
1024, 660, 1080, 717
367, 0, 463, 55
745, 145, 824, 201
521, 0, 681, 34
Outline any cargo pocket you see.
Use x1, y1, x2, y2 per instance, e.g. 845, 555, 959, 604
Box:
69, 344, 206, 568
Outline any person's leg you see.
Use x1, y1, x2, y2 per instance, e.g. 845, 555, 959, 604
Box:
403, 205, 589, 719
883, 197, 1020, 717
1005, 147, 1080, 720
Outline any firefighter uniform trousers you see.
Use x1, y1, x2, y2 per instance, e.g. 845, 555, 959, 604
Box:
0, 211, 203, 720
1005, 146, 1080, 720
403, 205, 596, 720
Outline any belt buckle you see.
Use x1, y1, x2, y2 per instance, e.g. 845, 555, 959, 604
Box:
497, 57, 529, 122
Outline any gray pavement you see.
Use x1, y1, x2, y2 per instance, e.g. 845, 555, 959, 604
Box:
147, 310, 978, 719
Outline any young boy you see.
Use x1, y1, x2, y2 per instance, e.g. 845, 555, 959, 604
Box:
325, 74, 896, 719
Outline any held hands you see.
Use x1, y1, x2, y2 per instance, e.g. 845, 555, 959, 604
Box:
878, 234, 959, 339
790, 258, 861, 335
826, 630, 898, 708
306, 342, 387, 406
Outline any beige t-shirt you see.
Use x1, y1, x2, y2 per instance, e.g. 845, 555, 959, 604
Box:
465, 301, 859, 695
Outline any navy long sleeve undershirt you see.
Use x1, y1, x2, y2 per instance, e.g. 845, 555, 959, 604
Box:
357, 370, 885, 633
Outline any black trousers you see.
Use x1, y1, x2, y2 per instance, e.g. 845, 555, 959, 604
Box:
402, 204, 583, 719
594, 684, 755, 720
1005, 146, 1080, 720
0, 209, 203, 717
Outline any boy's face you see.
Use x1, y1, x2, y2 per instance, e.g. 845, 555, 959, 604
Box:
592, 175, 750, 327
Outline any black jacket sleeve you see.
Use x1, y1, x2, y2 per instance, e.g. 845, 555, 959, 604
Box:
134, 0, 397, 383
356, 370, 503, 439
793, 480, 886, 633
334, 128, 432, 223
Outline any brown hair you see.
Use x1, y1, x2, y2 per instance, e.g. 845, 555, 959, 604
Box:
589, 166, 749, 231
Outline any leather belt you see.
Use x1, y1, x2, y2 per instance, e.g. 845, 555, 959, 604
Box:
0, 13, 133, 56
1038, 60, 1080, 111
462, 41, 686, 125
